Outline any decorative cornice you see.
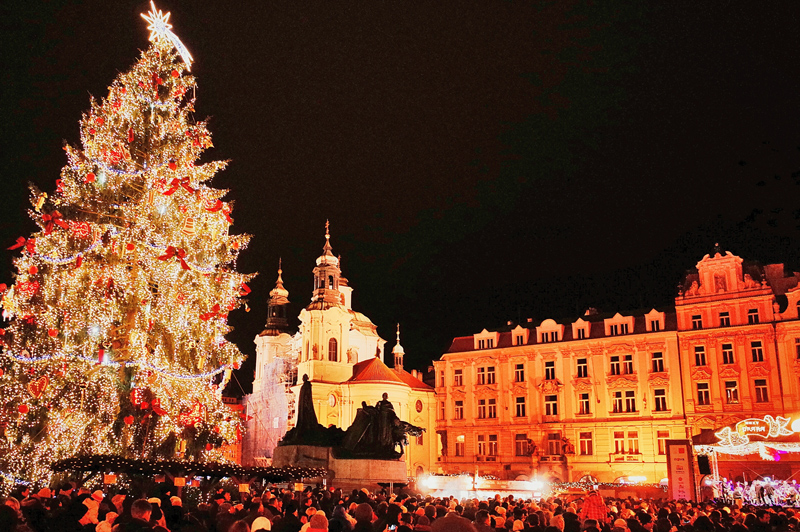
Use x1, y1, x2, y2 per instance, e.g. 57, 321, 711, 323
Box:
607, 375, 639, 389
718, 365, 740, 378
747, 363, 771, 377
571, 378, 593, 391
691, 367, 713, 380
537, 380, 564, 394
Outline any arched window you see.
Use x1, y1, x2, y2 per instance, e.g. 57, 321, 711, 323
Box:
328, 338, 338, 362
328, 275, 334, 289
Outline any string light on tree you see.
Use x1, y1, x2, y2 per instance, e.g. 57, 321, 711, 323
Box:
0, 3, 255, 491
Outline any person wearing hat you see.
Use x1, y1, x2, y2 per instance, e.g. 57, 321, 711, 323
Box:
97, 511, 118, 532
309, 513, 329, 532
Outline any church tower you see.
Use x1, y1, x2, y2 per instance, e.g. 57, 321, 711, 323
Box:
262, 259, 290, 336
310, 220, 343, 308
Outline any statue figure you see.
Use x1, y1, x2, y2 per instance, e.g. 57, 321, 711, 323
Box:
279, 374, 345, 446
376, 393, 396, 452
295, 374, 318, 433
341, 401, 378, 451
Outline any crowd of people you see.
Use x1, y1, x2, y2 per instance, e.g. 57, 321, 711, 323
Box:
718, 480, 800, 507
2, 481, 800, 532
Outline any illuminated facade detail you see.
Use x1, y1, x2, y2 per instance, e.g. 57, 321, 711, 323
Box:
677, 248, 800, 479
434, 248, 800, 482
243, 229, 437, 476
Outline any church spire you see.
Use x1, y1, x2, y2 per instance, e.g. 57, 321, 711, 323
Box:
392, 323, 405, 369
260, 259, 290, 336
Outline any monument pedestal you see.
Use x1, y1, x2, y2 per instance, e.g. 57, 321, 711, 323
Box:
272, 444, 407, 490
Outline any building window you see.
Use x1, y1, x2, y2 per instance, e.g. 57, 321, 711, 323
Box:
542, 331, 558, 343
328, 338, 338, 362
487, 338, 494, 348
515, 334, 525, 346
657, 430, 669, 455
577, 328, 587, 339
614, 431, 625, 453
576, 358, 588, 378
610, 356, 621, 376
454, 400, 464, 419
795, 338, 800, 359
650, 320, 661, 331
514, 363, 525, 382
477, 435, 486, 456
748, 308, 760, 324
751, 341, 764, 362
478, 339, 485, 349
453, 369, 463, 386
579, 432, 593, 455
515, 396, 526, 417
579, 392, 590, 415
438, 401, 445, 421
724, 381, 739, 404
692, 315, 703, 330
625, 390, 636, 412
477, 367, 486, 385
722, 343, 735, 365
544, 361, 556, 380
719, 311, 731, 327
488, 434, 498, 457
515, 434, 528, 456
697, 382, 710, 406
695, 346, 706, 366
612, 391, 623, 413
477, 399, 487, 419
755, 379, 769, 402
416, 434, 424, 445
439, 372, 445, 387
547, 433, 562, 455
654, 389, 667, 411
627, 431, 639, 454
487, 398, 497, 419
545, 395, 558, 416
623, 354, 634, 374
486, 366, 496, 384
455, 435, 465, 457
651, 352, 664, 373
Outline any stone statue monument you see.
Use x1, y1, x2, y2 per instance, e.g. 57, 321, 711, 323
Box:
340, 393, 424, 459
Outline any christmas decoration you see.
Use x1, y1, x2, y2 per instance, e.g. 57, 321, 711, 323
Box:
0, 3, 254, 489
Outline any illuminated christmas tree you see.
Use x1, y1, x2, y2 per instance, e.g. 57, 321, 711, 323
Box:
0, 3, 254, 487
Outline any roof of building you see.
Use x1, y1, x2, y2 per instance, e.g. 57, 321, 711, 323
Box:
347, 357, 433, 390
348, 357, 407, 385
392, 368, 434, 391
446, 311, 678, 353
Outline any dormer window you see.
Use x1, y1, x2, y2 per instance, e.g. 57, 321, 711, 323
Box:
511, 325, 529, 346
537, 319, 564, 343
645, 309, 666, 332
605, 314, 634, 337
572, 318, 590, 340
577, 329, 587, 339
474, 329, 498, 350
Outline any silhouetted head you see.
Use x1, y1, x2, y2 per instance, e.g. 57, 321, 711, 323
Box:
382, 393, 388, 400
303, 374, 309, 382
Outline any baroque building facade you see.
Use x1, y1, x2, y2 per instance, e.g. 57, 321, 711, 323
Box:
434, 248, 800, 483
243, 228, 437, 478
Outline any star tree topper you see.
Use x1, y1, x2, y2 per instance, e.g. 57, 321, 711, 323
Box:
141, 1, 194, 71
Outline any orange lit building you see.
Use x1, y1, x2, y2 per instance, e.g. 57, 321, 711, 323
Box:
434, 310, 685, 484
676, 248, 800, 480
434, 248, 800, 483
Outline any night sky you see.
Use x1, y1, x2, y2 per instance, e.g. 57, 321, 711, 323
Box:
2, 2, 799, 394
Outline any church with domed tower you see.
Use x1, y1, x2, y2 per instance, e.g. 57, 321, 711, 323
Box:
243, 224, 437, 478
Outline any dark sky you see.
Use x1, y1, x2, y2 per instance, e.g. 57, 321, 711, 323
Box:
2, 2, 799, 394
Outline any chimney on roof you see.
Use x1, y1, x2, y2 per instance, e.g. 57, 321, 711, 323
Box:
507, 320, 513, 326
412, 369, 418, 379
527, 318, 533, 323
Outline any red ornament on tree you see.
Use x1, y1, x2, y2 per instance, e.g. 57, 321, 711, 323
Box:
124, 415, 134, 425
205, 443, 213, 451
18, 404, 29, 414
85, 172, 96, 183
171, 69, 180, 78
169, 161, 177, 171
47, 328, 58, 337
28, 265, 38, 275
95, 117, 104, 125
